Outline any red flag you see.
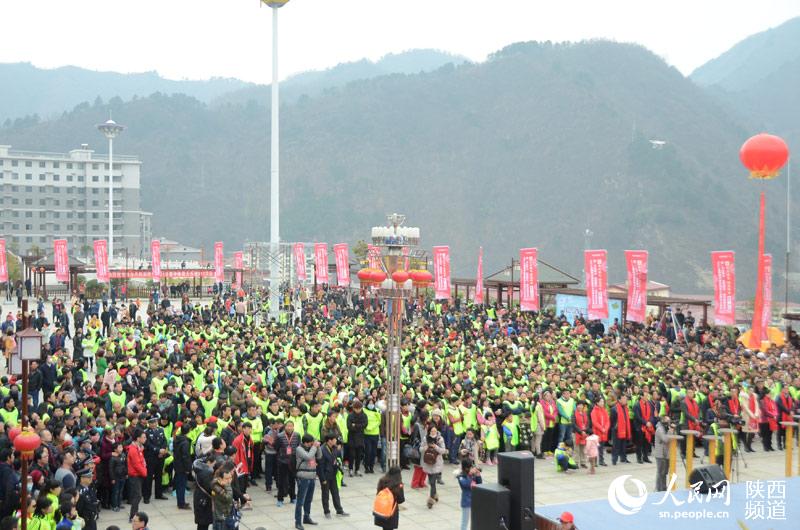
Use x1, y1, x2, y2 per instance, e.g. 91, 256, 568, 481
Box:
402, 246, 410, 271
294, 243, 306, 281
760, 254, 772, 340
474, 247, 484, 305
0, 239, 7, 283
433, 246, 451, 300
584, 250, 608, 320
233, 251, 244, 289
315, 243, 329, 285
94, 240, 110, 283
367, 245, 381, 269
54, 239, 69, 282
711, 251, 736, 326
214, 242, 224, 283
624, 250, 648, 323
151, 239, 162, 283
519, 248, 539, 311
334, 243, 350, 287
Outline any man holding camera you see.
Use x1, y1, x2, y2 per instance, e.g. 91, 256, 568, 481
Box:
654, 415, 671, 491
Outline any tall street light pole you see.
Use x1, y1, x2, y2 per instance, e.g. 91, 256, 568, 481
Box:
262, 0, 290, 321
97, 117, 125, 262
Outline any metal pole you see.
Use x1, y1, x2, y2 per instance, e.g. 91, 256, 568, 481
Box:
786, 159, 791, 319
108, 136, 114, 261
269, 5, 281, 322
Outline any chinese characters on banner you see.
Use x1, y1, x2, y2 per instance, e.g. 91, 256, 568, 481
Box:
0, 239, 7, 283
760, 254, 772, 338
315, 243, 329, 285
711, 251, 736, 326
294, 243, 306, 281
214, 242, 224, 283
474, 247, 484, 305
584, 250, 609, 320
401, 246, 410, 271
110, 269, 214, 279
233, 251, 244, 289
519, 248, 539, 311
94, 240, 110, 283
334, 243, 350, 287
367, 245, 381, 269
625, 250, 648, 323
151, 239, 162, 283
54, 239, 69, 282
432, 246, 451, 300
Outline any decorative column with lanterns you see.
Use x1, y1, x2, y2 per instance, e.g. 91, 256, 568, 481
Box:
14, 327, 43, 530
739, 134, 790, 349
358, 214, 428, 468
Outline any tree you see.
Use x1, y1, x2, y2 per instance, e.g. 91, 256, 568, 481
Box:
353, 240, 369, 264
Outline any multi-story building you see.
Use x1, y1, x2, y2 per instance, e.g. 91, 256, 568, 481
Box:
0, 143, 152, 260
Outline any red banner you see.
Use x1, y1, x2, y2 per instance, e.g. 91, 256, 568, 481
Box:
315, 243, 329, 285
433, 246, 451, 300
109, 269, 215, 279
0, 239, 7, 284
151, 239, 162, 283
233, 251, 244, 289
520, 248, 539, 311
294, 243, 306, 281
334, 243, 350, 287
94, 240, 109, 283
214, 242, 224, 283
584, 250, 608, 320
711, 251, 736, 326
760, 254, 772, 339
625, 250, 648, 323
474, 247, 484, 305
54, 239, 69, 282
402, 246, 410, 271
367, 245, 381, 269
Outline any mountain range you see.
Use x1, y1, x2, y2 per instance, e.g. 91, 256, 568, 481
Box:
1, 22, 799, 299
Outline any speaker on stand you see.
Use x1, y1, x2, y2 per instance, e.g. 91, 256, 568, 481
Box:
471, 482, 511, 530
497, 451, 535, 530
688, 464, 728, 494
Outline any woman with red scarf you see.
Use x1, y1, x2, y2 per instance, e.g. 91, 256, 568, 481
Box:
609, 395, 631, 465
541, 391, 558, 454
633, 390, 655, 464
590, 398, 610, 466
679, 390, 701, 458
759, 391, 778, 451
572, 401, 591, 469
776, 388, 796, 451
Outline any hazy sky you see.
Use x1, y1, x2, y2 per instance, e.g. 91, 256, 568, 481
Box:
2, 0, 797, 83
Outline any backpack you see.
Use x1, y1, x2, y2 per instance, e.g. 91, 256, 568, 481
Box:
372, 487, 396, 519
423, 445, 438, 466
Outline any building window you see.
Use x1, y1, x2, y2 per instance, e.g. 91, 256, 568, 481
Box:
39, 174, 45, 181
53, 162, 60, 168
66, 188, 73, 194
66, 163, 72, 169
92, 188, 99, 194
11, 173, 18, 180
53, 200, 60, 206
92, 225, 99, 231
78, 200, 85, 207
92, 212, 99, 219
38, 161, 45, 168
92, 175, 99, 182
53, 174, 60, 181
11, 186, 17, 192
92, 163, 98, 170
25, 199, 32, 205
25, 224, 33, 230
53, 212, 60, 218
11, 211, 18, 218
77, 175, 84, 182
25, 161, 31, 167
25, 186, 32, 192
92, 200, 99, 206
39, 199, 46, 206
25, 174, 32, 180
39, 212, 46, 218
12, 224, 18, 230
11, 160, 18, 167
66, 175, 73, 182
67, 213, 73, 219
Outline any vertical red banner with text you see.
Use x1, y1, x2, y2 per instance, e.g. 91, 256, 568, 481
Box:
54, 239, 69, 282
151, 239, 161, 283
94, 240, 110, 283
334, 243, 350, 287
474, 247, 484, 305
214, 242, 224, 283
294, 243, 306, 281
625, 250, 648, 323
760, 254, 772, 340
585, 250, 609, 320
315, 243, 329, 285
233, 251, 244, 289
0, 239, 7, 284
711, 251, 736, 326
519, 248, 539, 311
367, 245, 381, 269
433, 246, 451, 300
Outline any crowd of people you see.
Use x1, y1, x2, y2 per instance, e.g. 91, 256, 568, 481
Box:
0, 281, 797, 530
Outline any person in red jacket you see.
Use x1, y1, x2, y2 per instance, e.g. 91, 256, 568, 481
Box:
590, 398, 610, 466
775, 388, 795, 451
609, 395, 631, 465
233, 422, 255, 494
127, 429, 148, 523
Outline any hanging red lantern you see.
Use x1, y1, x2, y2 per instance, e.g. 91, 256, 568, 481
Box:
14, 431, 42, 460
392, 270, 409, 284
740, 133, 789, 179
370, 269, 387, 284
7, 427, 21, 442
357, 268, 373, 285
409, 269, 433, 287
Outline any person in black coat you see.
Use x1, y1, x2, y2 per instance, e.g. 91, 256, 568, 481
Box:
27, 360, 43, 409
0, 448, 18, 518
193, 453, 216, 530
172, 424, 193, 510
347, 401, 368, 476
318, 433, 348, 518
39, 356, 58, 400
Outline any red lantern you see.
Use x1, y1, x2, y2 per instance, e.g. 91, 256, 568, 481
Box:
357, 268, 373, 284
392, 270, 409, 284
7, 427, 21, 442
370, 269, 387, 284
740, 133, 789, 179
13, 431, 42, 459
409, 269, 433, 287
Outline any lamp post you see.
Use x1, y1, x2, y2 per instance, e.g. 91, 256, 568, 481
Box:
96, 118, 125, 263
366, 214, 422, 468
261, 0, 291, 321
15, 326, 43, 530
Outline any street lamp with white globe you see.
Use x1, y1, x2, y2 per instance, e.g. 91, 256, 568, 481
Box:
96, 117, 125, 262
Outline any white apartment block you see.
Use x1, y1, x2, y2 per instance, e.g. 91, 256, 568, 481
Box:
0, 144, 152, 259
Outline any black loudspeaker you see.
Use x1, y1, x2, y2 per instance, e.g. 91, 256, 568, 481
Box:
471, 482, 511, 530
497, 451, 535, 530
688, 465, 728, 493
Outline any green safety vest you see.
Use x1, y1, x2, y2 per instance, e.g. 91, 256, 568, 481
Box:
530, 402, 541, 432
303, 413, 324, 440
289, 415, 305, 437
557, 398, 575, 425
554, 447, 575, 471
365, 409, 381, 436
482, 424, 499, 451
266, 410, 286, 425
401, 413, 412, 439
336, 413, 349, 444
447, 403, 465, 435
248, 416, 264, 443
0, 408, 19, 427
152, 377, 168, 397
460, 404, 478, 432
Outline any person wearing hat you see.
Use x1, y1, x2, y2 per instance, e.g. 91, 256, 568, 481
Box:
142, 415, 168, 503
558, 511, 576, 529
76, 467, 99, 530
